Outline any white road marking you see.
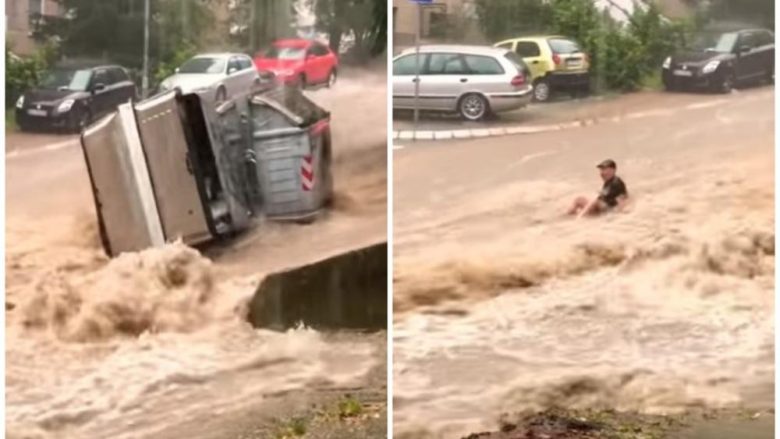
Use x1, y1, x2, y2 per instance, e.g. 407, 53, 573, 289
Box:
685, 99, 728, 110
508, 150, 559, 169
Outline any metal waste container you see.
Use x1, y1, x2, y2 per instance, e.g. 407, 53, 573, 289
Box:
248, 86, 333, 220
81, 85, 334, 257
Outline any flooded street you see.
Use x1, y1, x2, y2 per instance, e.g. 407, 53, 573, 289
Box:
5, 72, 387, 439
392, 88, 774, 438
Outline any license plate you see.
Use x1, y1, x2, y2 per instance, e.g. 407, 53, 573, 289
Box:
673, 69, 692, 77
27, 109, 47, 116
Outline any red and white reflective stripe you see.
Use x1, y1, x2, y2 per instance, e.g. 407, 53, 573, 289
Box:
301, 154, 315, 191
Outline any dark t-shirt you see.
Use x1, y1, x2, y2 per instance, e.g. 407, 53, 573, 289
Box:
598, 176, 628, 207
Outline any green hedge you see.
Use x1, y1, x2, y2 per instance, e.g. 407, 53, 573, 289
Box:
6, 42, 58, 108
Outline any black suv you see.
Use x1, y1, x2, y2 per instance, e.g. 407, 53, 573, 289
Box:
15, 64, 137, 133
662, 28, 774, 93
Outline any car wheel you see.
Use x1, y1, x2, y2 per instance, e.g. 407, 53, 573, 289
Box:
458, 93, 489, 121
327, 69, 337, 88
70, 109, 91, 134
533, 79, 551, 102
215, 86, 227, 104
716, 72, 735, 94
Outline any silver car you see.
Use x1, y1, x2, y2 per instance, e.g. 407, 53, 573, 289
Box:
158, 53, 260, 103
393, 45, 533, 121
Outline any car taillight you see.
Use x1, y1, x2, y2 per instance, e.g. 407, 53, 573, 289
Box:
511, 74, 526, 87
553, 54, 561, 66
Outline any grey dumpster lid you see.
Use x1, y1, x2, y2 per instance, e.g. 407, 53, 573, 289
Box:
250, 86, 330, 128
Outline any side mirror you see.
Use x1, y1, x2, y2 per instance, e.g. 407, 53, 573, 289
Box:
228, 67, 238, 74
92, 83, 106, 93
307, 53, 316, 60
738, 45, 751, 54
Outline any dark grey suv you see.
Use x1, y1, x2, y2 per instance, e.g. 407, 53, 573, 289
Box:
15, 64, 137, 133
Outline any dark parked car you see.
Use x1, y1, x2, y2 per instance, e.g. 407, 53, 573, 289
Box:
15, 64, 137, 133
662, 28, 774, 93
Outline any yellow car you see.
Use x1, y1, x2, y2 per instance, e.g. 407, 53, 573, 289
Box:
495, 35, 590, 102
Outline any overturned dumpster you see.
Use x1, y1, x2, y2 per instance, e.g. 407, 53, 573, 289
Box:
81, 86, 333, 257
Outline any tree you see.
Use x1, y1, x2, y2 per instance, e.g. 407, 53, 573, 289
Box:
315, 0, 386, 61
473, 0, 553, 42
34, 0, 214, 85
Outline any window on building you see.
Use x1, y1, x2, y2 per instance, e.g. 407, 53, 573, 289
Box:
29, 0, 43, 16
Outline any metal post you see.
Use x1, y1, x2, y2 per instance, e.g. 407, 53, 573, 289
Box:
142, 0, 150, 98
413, 2, 421, 140
250, 0, 257, 53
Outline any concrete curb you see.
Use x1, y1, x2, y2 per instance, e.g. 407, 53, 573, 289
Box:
392, 96, 737, 143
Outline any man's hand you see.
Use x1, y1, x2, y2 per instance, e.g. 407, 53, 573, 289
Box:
577, 198, 598, 219
615, 196, 629, 212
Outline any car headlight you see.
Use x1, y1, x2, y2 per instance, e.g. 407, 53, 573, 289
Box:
662, 56, 671, 69
15, 95, 24, 109
702, 60, 720, 74
57, 99, 75, 113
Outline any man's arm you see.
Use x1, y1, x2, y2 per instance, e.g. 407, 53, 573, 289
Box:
577, 197, 600, 219
615, 195, 629, 212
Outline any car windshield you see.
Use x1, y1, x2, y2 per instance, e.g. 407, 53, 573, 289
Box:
503, 52, 528, 73
692, 32, 739, 53
40, 68, 92, 91
548, 38, 581, 54
264, 46, 306, 60
178, 57, 226, 74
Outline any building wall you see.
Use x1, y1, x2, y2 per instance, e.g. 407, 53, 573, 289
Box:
6, 0, 62, 55
393, 0, 481, 51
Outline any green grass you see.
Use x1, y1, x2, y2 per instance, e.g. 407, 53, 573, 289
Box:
6, 109, 16, 133
640, 71, 664, 91
338, 395, 364, 419
273, 416, 308, 439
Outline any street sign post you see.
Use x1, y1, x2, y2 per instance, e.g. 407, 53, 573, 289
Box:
409, 0, 431, 140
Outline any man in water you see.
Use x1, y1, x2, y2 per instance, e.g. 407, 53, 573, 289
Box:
568, 159, 628, 218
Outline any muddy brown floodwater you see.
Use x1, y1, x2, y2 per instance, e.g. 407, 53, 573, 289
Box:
392, 89, 774, 438
6, 68, 387, 439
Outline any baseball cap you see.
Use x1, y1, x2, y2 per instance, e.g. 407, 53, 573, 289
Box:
597, 159, 617, 169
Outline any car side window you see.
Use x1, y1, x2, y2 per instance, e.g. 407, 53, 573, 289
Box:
240, 57, 253, 70
92, 70, 108, 87
757, 31, 774, 47
228, 57, 242, 73
739, 32, 758, 49
496, 42, 513, 51
393, 54, 422, 75
426, 53, 467, 75
516, 42, 541, 57
113, 67, 130, 83
314, 44, 329, 56
464, 55, 505, 75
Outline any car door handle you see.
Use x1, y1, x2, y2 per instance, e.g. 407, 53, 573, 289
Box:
460, 78, 468, 83
412, 78, 419, 83
532, 60, 540, 64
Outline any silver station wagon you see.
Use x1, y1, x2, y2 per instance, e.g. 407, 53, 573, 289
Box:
392, 45, 533, 121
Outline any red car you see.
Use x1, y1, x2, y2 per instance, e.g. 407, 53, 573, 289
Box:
254, 39, 339, 88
